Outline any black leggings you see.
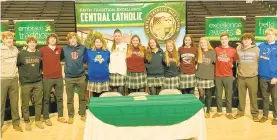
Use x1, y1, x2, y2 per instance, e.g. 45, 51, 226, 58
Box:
149, 87, 162, 95
110, 86, 125, 96
181, 88, 194, 94
198, 88, 212, 113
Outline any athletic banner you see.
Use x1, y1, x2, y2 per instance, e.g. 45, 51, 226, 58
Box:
75, 1, 186, 47
14, 20, 55, 46
205, 16, 245, 41
255, 16, 277, 41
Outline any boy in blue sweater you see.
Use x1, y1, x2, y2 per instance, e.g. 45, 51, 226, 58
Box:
258, 28, 277, 125
62, 32, 87, 124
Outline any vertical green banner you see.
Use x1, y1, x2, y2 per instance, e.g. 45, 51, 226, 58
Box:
1, 20, 9, 32
75, 2, 186, 47
14, 20, 55, 46
205, 16, 245, 41
255, 16, 277, 41
1, 20, 9, 44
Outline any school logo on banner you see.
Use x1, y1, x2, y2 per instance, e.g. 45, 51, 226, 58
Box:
144, 6, 181, 43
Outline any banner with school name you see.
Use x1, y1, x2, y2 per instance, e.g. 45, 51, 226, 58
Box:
205, 16, 245, 41
14, 20, 55, 46
255, 16, 277, 41
75, 2, 186, 47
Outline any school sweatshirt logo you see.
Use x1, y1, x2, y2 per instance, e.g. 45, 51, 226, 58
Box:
181, 53, 195, 64
71, 51, 79, 60
144, 6, 180, 43
94, 55, 104, 64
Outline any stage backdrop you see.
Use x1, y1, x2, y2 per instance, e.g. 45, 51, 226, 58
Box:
14, 20, 55, 46
75, 1, 186, 48
205, 16, 245, 41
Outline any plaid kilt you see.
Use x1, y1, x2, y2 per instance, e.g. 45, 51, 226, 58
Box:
147, 77, 164, 87
163, 76, 179, 89
87, 81, 109, 93
196, 78, 215, 89
125, 72, 147, 89
179, 74, 196, 89
109, 73, 125, 87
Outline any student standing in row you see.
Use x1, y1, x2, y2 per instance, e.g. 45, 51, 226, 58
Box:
196, 37, 216, 118
40, 33, 66, 126
213, 33, 238, 120
258, 28, 277, 125
145, 38, 164, 95
1, 31, 22, 132
163, 40, 180, 89
179, 35, 198, 94
85, 32, 110, 97
17, 37, 44, 130
126, 35, 147, 94
108, 29, 127, 95
234, 33, 259, 122
62, 32, 87, 124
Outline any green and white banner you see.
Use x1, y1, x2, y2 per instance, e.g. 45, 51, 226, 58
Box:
255, 16, 277, 41
14, 20, 55, 46
76, 2, 186, 46
205, 16, 245, 41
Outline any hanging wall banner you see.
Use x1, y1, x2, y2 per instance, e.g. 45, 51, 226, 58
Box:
1, 20, 9, 44
14, 20, 55, 46
75, 1, 186, 47
255, 16, 277, 41
1, 20, 9, 33
205, 16, 245, 41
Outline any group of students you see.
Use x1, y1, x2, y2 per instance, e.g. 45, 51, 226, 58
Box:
1, 28, 277, 133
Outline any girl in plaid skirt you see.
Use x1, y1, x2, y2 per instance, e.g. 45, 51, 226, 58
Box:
145, 38, 164, 95
163, 40, 180, 89
178, 35, 198, 94
196, 37, 216, 118
108, 29, 127, 95
126, 35, 147, 94
84, 32, 110, 97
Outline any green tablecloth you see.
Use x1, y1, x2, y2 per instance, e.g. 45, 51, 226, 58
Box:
88, 94, 203, 126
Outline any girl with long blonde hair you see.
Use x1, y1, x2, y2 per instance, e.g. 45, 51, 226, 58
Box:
163, 40, 180, 89
145, 38, 164, 95
125, 35, 147, 94
196, 37, 216, 118
84, 32, 110, 97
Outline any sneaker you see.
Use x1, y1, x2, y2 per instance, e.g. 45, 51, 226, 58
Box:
259, 117, 268, 123
205, 113, 210, 118
13, 125, 23, 132
253, 116, 259, 122
45, 119, 52, 126
226, 114, 234, 120
68, 117, 74, 124
272, 118, 277, 125
57, 117, 67, 123
212, 113, 222, 118
35, 121, 44, 129
234, 114, 244, 119
81, 115, 86, 122
25, 123, 32, 131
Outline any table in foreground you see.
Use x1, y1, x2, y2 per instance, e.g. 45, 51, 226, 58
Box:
84, 94, 207, 140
